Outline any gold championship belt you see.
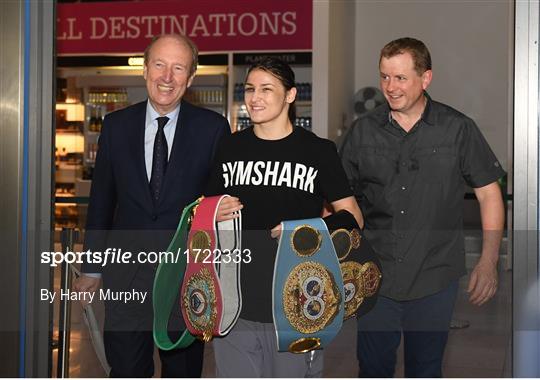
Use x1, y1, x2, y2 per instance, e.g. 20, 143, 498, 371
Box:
273, 218, 345, 353
323, 210, 382, 319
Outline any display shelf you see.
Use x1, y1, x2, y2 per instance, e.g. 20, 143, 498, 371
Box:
229, 56, 311, 133
186, 74, 228, 116
81, 88, 129, 171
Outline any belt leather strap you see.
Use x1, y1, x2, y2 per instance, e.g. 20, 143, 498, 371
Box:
153, 199, 198, 350
181, 195, 242, 341
323, 210, 382, 319
273, 218, 344, 353
215, 202, 242, 335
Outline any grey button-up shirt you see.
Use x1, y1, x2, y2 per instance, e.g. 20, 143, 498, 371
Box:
340, 95, 505, 301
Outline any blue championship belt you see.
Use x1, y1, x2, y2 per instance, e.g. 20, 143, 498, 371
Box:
323, 210, 382, 319
273, 218, 345, 353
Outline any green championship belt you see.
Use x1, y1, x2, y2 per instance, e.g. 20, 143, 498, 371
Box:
152, 199, 199, 350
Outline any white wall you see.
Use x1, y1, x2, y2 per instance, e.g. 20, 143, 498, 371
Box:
328, 1, 356, 141
312, 1, 330, 138
354, 0, 513, 170
312, 0, 356, 140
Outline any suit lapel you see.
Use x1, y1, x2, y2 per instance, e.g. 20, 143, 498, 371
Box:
158, 100, 194, 207
128, 102, 154, 209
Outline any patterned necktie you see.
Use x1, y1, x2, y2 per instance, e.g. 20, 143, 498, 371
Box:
149, 116, 169, 203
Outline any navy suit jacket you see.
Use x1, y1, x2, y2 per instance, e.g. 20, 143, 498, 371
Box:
82, 100, 229, 293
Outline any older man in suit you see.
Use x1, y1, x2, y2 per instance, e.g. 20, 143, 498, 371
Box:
73, 34, 230, 377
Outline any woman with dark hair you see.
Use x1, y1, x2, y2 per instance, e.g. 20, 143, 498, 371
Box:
205, 57, 363, 377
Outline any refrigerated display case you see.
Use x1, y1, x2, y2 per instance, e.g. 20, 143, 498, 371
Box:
84, 87, 129, 170
229, 52, 312, 132
184, 74, 228, 116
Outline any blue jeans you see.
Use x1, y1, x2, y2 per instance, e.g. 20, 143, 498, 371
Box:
356, 281, 458, 378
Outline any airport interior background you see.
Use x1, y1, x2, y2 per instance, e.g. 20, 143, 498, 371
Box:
1, 0, 540, 377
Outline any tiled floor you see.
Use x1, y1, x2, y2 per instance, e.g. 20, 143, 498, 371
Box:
58, 256, 512, 377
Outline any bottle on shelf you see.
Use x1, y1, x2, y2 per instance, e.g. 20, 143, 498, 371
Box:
96, 107, 103, 133
294, 117, 312, 131
234, 83, 244, 102
293, 82, 312, 102
89, 107, 97, 132
87, 142, 97, 162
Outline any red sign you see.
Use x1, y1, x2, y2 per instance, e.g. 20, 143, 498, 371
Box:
57, 0, 312, 55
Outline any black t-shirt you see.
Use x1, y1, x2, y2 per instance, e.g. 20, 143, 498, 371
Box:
206, 126, 352, 321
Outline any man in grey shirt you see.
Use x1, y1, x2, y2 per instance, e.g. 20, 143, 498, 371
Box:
340, 37, 505, 377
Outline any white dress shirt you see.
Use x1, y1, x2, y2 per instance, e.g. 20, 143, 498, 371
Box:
144, 101, 180, 181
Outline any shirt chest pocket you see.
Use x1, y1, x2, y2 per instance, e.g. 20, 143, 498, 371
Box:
357, 146, 399, 185
414, 145, 458, 184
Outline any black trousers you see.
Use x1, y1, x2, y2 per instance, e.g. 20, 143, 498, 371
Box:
103, 264, 203, 377
104, 331, 204, 377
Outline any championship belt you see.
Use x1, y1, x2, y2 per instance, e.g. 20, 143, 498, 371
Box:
273, 218, 345, 353
323, 210, 382, 319
180, 195, 242, 341
153, 199, 198, 350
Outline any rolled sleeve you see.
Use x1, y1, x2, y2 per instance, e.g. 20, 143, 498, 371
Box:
459, 118, 506, 188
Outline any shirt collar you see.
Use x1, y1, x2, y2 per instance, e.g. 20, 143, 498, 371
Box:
420, 92, 436, 125
145, 100, 181, 129
380, 91, 437, 128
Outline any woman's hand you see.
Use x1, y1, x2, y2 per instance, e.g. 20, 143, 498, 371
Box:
216, 196, 243, 222
271, 224, 283, 239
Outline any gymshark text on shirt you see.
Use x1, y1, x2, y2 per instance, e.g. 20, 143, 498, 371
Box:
222, 161, 319, 193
